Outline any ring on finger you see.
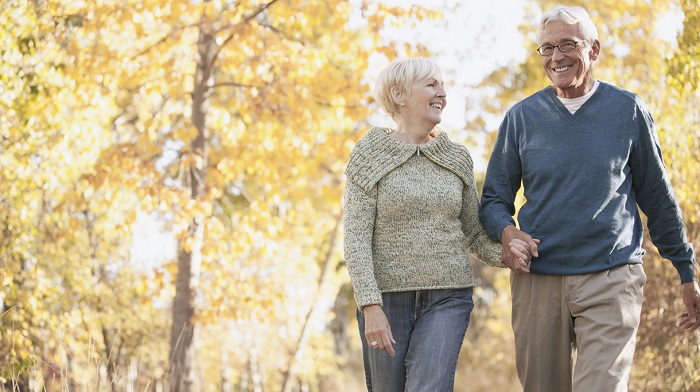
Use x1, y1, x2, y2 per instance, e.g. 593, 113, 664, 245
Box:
370, 341, 378, 347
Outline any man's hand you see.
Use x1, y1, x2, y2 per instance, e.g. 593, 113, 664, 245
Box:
679, 281, 700, 331
501, 225, 539, 273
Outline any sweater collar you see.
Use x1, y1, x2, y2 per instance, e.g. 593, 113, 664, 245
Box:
345, 127, 473, 192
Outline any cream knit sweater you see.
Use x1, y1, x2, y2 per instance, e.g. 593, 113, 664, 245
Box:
343, 127, 504, 309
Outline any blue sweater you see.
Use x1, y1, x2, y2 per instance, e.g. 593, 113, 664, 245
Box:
480, 82, 696, 283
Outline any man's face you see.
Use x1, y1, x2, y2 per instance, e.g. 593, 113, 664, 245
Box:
539, 20, 600, 98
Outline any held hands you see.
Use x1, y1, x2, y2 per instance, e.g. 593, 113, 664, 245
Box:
501, 225, 540, 273
499, 225, 700, 333
362, 304, 396, 357
679, 281, 700, 331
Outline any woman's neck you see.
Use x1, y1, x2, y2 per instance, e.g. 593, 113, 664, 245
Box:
390, 125, 435, 144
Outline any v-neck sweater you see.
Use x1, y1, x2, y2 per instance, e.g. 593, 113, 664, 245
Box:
344, 127, 504, 309
480, 82, 696, 283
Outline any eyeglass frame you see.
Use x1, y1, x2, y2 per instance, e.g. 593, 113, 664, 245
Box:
536, 40, 584, 56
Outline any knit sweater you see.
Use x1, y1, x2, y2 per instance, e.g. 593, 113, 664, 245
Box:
480, 82, 696, 283
344, 127, 504, 309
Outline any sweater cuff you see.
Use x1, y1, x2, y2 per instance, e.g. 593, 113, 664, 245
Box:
355, 290, 383, 310
676, 261, 697, 284
495, 220, 516, 242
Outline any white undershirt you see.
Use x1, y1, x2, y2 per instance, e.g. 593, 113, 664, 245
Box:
557, 80, 600, 113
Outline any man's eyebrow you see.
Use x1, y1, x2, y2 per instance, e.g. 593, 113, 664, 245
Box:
541, 38, 577, 45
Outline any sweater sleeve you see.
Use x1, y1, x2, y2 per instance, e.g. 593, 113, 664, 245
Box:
479, 111, 521, 241
629, 99, 696, 283
343, 179, 384, 308
461, 165, 506, 268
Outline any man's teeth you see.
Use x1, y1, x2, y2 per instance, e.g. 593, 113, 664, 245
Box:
554, 66, 571, 72
430, 104, 442, 109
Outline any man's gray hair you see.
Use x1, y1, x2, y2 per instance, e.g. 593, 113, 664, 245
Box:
538, 5, 599, 44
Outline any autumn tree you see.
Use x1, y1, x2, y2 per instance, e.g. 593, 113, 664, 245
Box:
0, 1, 64, 385
1, 1, 172, 389
3, 0, 438, 390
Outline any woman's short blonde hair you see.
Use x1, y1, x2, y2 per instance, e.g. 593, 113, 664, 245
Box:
374, 57, 443, 117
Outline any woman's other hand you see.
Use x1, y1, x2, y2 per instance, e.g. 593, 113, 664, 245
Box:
362, 304, 396, 357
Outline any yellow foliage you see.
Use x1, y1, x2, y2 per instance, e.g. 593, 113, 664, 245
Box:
2, 0, 442, 389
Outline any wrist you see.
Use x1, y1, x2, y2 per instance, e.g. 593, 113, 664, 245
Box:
501, 224, 516, 241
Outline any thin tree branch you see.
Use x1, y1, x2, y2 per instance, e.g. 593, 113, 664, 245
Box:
209, 81, 260, 90
210, 0, 282, 68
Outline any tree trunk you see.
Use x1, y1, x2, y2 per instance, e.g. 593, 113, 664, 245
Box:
331, 283, 352, 357
101, 326, 119, 392
168, 18, 215, 392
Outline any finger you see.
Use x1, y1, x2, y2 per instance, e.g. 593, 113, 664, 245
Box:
684, 319, 700, 331
509, 240, 529, 252
690, 307, 698, 324
510, 246, 529, 260
518, 258, 531, 273
681, 310, 700, 329
680, 317, 700, 331
367, 336, 379, 349
679, 311, 694, 327
509, 239, 527, 248
384, 328, 396, 356
512, 261, 530, 274
504, 255, 527, 273
384, 335, 395, 357
503, 257, 519, 271
528, 238, 540, 258
509, 239, 528, 247
517, 256, 529, 270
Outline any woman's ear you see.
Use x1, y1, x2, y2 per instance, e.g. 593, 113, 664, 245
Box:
391, 86, 404, 107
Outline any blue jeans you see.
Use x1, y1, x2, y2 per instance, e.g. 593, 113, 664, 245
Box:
356, 288, 474, 392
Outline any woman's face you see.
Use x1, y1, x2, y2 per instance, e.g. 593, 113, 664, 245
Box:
400, 75, 447, 126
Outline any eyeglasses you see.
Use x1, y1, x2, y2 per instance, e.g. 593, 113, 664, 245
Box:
536, 41, 583, 56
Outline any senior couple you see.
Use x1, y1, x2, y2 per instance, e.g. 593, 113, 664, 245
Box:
342, 5, 700, 392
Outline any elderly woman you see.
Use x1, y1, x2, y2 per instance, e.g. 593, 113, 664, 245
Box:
343, 57, 511, 391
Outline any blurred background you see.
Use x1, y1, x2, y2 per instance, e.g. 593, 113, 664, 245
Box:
1, 0, 698, 390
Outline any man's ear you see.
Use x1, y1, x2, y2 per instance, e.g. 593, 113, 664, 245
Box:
589, 39, 601, 61
391, 86, 404, 106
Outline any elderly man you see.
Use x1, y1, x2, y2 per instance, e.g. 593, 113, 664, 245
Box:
479, 5, 700, 391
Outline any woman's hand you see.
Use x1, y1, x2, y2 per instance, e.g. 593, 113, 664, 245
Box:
362, 304, 396, 356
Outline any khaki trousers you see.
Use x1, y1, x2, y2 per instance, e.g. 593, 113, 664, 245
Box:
510, 264, 646, 392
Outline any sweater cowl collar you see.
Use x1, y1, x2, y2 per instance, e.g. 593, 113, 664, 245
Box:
345, 127, 474, 192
